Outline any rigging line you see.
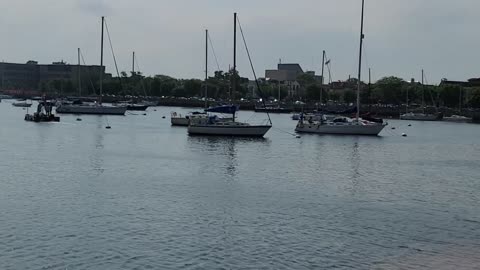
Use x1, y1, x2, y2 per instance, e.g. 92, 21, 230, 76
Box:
80, 51, 97, 95
324, 51, 333, 84
423, 71, 437, 107
104, 19, 123, 93
272, 126, 298, 137
362, 40, 369, 75
236, 15, 272, 125
134, 53, 148, 97
207, 33, 221, 71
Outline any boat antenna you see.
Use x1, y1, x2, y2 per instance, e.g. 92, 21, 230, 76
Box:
356, 0, 365, 121
236, 14, 272, 125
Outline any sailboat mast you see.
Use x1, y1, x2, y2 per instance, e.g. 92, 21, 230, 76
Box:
459, 87, 462, 113
232, 12, 237, 121
368, 67, 371, 105
320, 50, 325, 108
356, 0, 365, 120
421, 69, 425, 113
233, 12, 237, 103
205, 29, 208, 109
78, 48, 81, 96
100, 16, 104, 99
132, 51, 135, 75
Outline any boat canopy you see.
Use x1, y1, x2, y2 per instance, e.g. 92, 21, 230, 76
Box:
205, 105, 238, 114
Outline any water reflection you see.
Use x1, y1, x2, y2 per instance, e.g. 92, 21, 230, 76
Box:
348, 140, 361, 195
187, 136, 269, 179
89, 117, 105, 175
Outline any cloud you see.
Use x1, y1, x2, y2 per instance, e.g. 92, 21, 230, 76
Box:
76, 0, 112, 16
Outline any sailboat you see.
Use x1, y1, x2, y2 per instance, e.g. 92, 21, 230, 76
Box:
56, 17, 127, 115
295, 0, 386, 136
400, 70, 442, 121
170, 29, 232, 127
188, 13, 272, 137
444, 87, 472, 122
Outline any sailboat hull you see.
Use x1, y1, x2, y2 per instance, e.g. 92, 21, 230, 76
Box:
400, 113, 442, 121
188, 124, 271, 137
56, 105, 127, 115
295, 122, 385, 136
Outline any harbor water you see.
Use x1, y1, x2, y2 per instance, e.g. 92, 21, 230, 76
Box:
1, 102, 480, 269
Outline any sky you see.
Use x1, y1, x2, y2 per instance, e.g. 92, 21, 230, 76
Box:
0, 0, 479, 84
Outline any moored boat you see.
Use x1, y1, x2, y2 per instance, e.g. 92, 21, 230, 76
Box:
12, 102, 32, 108
443, 114, 472, 123
171, 111, 208, 126
400, 112, 443, 121
295, 115, 385, 136
295, 0, 385, 136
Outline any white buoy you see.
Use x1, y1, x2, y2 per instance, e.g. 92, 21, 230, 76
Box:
402, 133, 407, 137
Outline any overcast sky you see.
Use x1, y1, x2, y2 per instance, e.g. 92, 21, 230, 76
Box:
1, 0, 479, 83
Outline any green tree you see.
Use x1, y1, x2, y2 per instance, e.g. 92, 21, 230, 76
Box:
373, 76, 406, 104
439, 85, 461, 107
343, 90, 356, 103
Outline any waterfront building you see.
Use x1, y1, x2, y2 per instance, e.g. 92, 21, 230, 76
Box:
0, 60, 105, 91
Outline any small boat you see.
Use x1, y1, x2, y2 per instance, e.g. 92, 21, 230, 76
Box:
443, 115, 472, 123
12, 102, 32, 108
171, 111, 207, 126
25, 101, 60, 122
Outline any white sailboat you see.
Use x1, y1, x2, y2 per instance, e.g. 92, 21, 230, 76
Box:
444, 87, 472, 122
295, 0, 386, 136
56, 17, 127, 116
187, 15, 272, 137
400, 70, 441, 121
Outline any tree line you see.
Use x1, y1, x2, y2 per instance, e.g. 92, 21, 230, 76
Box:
39, 70, 480, 108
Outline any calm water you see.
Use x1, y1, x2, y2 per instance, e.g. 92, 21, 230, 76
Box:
1, 101, 480, 269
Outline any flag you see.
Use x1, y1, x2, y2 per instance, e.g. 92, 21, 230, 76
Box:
325, 59, 331, 65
